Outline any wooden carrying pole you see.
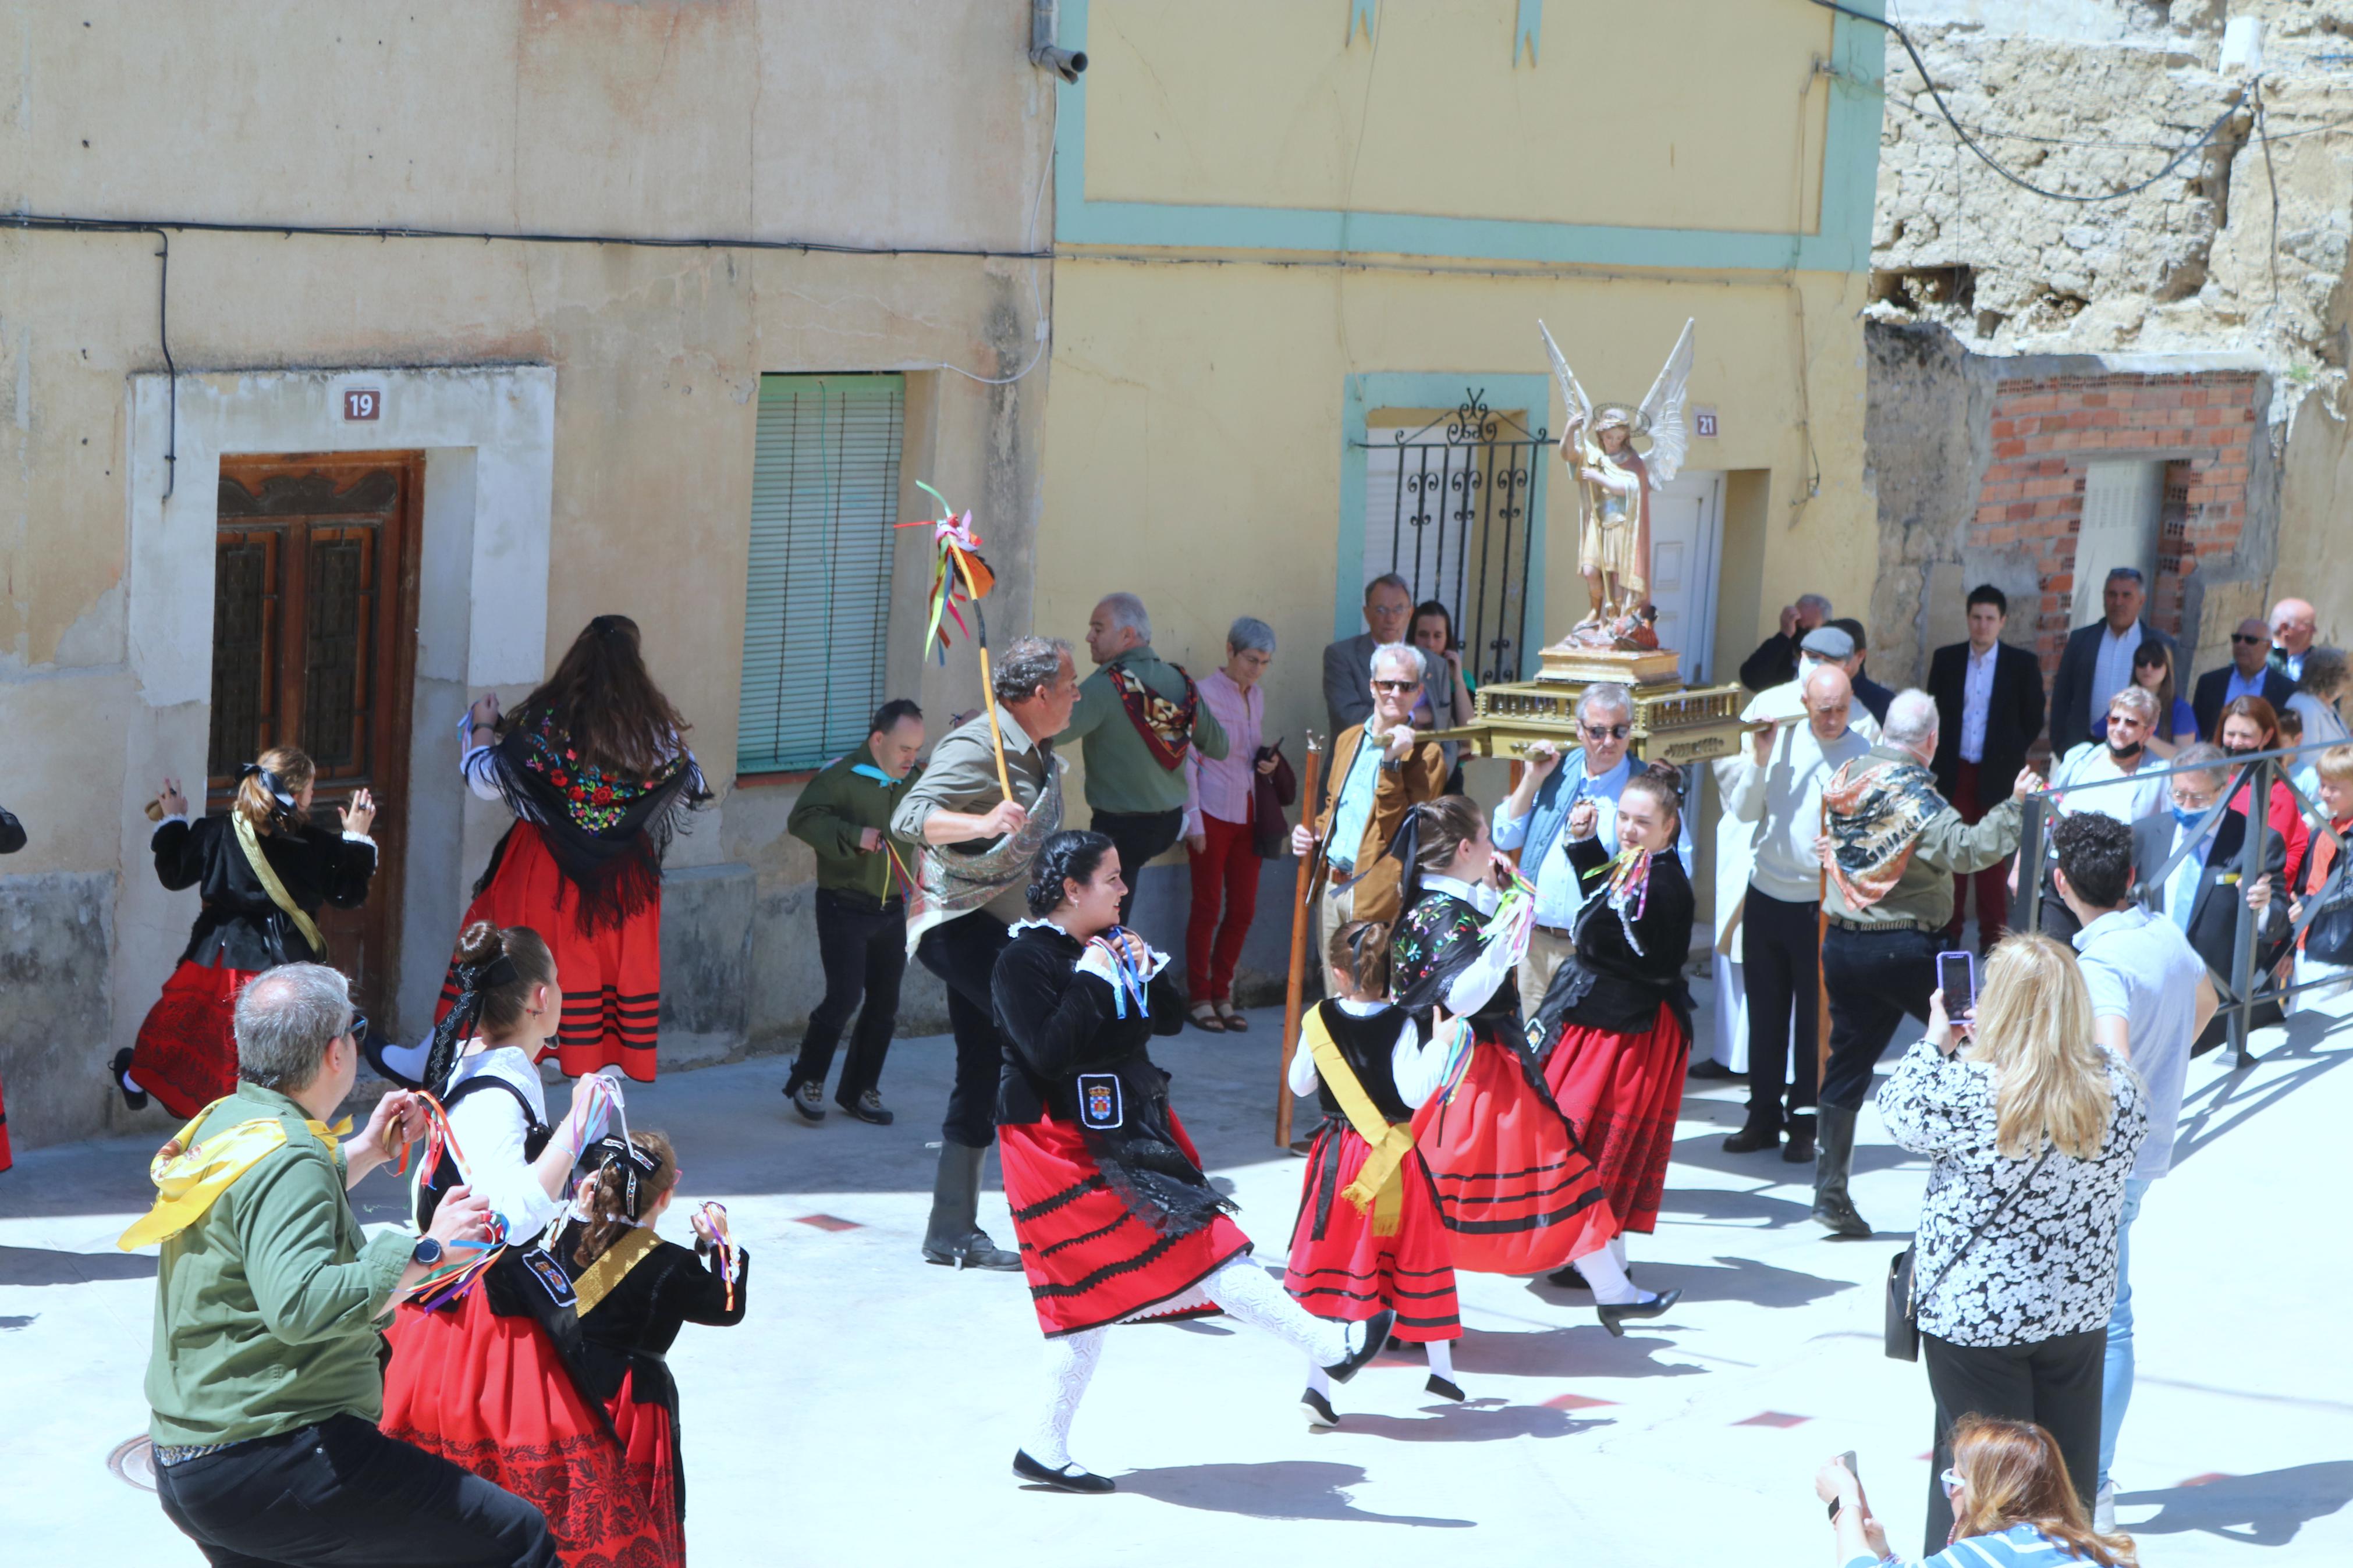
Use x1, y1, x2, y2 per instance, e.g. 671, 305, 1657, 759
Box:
1276, 735, 1325, 1150
1816, 798, 1833, 1085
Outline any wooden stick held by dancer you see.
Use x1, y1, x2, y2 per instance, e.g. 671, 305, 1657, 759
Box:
1276, 734, 1325, 1150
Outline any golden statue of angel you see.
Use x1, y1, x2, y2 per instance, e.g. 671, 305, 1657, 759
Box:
1538, 318, 1695, 627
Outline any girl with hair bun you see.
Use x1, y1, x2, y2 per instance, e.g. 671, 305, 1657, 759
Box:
1284, 917, 1466, 1425
991, 830, 1396, 1492
445, 615, 709, 1083
1386, 798, 1619, 1286
115, 745, 378, 1117
380, 920, 665, 1565
1530, 763, 1695, 1331
556, 1130, 749, 1568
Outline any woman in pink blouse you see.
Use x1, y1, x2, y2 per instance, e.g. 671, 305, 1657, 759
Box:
1183, 617, 1282, 1031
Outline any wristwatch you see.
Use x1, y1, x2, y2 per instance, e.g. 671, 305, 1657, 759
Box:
411, 1236, 444, 1268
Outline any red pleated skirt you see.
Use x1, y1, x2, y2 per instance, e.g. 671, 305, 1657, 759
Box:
438, 823, 663, 1081
129, 958, 260, 1118
380, 1288, 666, 1567
606, 1369, 684, 1568
1284, 1121, 1461, 1342
1410, 1033, 1619, 1275
1542, 1004, 1690, 1237
999, 1112, 1253, 1338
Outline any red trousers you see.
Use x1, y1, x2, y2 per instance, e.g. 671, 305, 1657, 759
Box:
1947, 762, 2010, 952
1185, 812, 1261, 1004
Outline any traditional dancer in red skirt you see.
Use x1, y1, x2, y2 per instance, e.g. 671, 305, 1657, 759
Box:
1389, 797, 1620, 1278
382, 922, 664, 1566
557, 1130, 748, 1568
994, 831, 1395, 1494
1285, 918, 1465, 1425
437, 616, 707, 1083
1530, 765, 1694, 1332
115, 748, 377, 1118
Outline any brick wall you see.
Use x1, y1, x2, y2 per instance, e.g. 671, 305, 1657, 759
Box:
1974, 369, 2263, 684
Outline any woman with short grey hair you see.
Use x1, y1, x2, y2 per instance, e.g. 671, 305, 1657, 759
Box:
2289, 645, 2351, 752
1183, 616, 1289, 1030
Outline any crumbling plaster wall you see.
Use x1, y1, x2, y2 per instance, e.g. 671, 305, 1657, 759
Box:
1869, 0, 2353, 662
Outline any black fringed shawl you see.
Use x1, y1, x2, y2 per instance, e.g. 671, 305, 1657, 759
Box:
990, 924, 1235, 1238
1388, 887, 1522, 1033
473, 705, 711, 933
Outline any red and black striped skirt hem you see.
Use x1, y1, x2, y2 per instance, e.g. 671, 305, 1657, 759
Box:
999, 1114, 1252, 1338
1284, 1119, 1461, 1341
1411, 1034, 1620, 1275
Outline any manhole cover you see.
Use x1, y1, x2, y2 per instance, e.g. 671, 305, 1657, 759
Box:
108, 1435, 157, 1492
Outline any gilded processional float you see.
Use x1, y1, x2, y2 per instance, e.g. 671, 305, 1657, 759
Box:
1424, 319, 1745, 769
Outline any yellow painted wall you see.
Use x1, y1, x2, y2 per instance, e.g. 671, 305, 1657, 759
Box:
1034, 259, 1877, 795
1082, 0, 1833, 234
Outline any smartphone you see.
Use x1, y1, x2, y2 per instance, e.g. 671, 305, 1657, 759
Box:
1829, 1450, 1859, 1520
1937, 950, 1976, 1020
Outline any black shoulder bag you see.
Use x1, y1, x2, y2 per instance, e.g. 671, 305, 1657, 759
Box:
1886, 1145, 2053, 1362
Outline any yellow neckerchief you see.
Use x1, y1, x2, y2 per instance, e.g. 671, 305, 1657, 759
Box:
232, 812, 328, 959
1304, 1008, 1418, 1237
571, 1226, 662, 1317
118, 1097, 351, 1251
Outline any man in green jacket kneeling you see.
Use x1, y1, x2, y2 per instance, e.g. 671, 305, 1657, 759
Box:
133, 962, 552, 1567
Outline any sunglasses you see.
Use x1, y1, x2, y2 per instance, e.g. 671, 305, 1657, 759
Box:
2233, 633, 2267, 645
1581, 723, 1632, 742
346, 1011, 370, 1046
1371, 678, 1419, 694
1940, 1468, 1965, 1499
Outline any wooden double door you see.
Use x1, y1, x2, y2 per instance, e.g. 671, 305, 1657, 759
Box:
207, 452, 423, 1029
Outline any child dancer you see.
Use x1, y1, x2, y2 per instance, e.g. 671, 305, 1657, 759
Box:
560, 1130, 750, 1568
1286, 919, 1465, 1426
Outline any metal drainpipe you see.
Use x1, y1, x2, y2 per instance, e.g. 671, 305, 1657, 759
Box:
2015, 791, 2046, 936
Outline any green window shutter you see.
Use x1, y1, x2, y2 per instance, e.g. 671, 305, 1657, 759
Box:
737, 374, 904, 774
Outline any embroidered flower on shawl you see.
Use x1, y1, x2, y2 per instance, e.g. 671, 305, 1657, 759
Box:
517, 710, 687, 835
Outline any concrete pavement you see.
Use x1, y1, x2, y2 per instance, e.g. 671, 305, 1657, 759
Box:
5, 983, 2350, 1565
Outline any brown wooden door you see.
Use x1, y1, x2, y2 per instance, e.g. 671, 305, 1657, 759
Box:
208, 453, 423, 1031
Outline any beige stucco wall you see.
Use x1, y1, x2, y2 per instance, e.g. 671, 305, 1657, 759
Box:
1034, 259, 1876, 808
0, 1, 1057, 1148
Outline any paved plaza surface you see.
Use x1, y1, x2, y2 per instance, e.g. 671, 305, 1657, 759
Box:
5, 984, 2350, 1565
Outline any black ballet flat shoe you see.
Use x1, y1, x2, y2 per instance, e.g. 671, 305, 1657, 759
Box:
1301, 1388, 1340, 1428
1425, 1374, 1466, 1402
1013, 1449, 1116, 1494
109, 1048, 147, 1111
1324, 1308, 1396, 1385
359, 1033, 423, 1091
1596, 1287, 1683, 1339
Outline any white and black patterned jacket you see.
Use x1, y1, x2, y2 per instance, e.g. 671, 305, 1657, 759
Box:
1879, 1037, 2148, 1347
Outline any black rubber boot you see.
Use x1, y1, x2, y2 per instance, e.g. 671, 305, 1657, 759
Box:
1810, 1105, 1871, 1238
922, 1142, 1022, 1270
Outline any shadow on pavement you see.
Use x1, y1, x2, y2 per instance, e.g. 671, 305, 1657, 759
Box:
2120, 1460, 2353, 1546
1319, 1398, 1610, 1444
1657, 1185, 1818, 1229
0, 1244, 158, 1287
1598, 1254, 1853, 1310
1451, 1322, 1705, 1379
2173, 1012, 2353, 1169
1112, 1460, 1475, 1526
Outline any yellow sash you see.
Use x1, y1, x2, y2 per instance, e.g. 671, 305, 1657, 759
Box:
1304, 1009, 1419, 1237
572, 1225, 662, 1317
118, 1100, 350, 1251
233, 812, 328, 959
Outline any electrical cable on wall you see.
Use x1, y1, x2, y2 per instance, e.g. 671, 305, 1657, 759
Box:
1812, 0, 2249, 204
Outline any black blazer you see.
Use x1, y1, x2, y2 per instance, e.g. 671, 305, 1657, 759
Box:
2050, 620, 2174, 756
1928, 641, 2047, 801
1740, 631, 1802, 694
1852, 671, 1895, 727
2190, 664, 2297, 744
0, 806, 22, 855
2130, 808, 2286, 981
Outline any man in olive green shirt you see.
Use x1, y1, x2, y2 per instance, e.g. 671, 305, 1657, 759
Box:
143, 963, 552, 1567
782, 698, 925, 1126
1812, 689, 2035, 1240
1055, 592, 1229, 926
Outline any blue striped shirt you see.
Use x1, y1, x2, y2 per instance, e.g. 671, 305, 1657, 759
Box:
1850, 1523, 2090, 1568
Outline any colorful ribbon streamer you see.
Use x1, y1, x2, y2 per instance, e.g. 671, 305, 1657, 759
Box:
1091, 928, 1154, 1019
700, 1201, 739, 1312
895, 481, 996, 664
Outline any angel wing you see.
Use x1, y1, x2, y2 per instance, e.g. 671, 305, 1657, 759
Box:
1537, 319, 1593, 443
1637, 318, 1697, 485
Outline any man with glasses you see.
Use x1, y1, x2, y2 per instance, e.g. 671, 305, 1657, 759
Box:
2192, 617, 2294, 742
1293, 642, 1447, 956
2130, 743, 2287, 1055
2050, 566, 2176, 755
1493, 683, 1694, 1005
2269, 596, 2319, 684
1322, 574, 1431, 740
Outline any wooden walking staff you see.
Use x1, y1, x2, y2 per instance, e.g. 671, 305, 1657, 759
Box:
1276, 734, 1326, 1150
1816, 798, 1832, 1086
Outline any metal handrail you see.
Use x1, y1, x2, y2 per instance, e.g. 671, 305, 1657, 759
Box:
2012, 731, 2351, 1068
